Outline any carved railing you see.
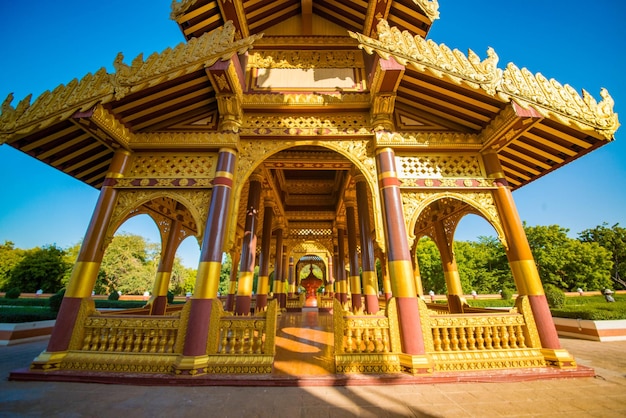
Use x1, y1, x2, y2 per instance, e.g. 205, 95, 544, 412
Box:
333, 299, 402, 373
420, 296, 546, 371
316, 295, 335, 311
40, 299, 189, 374
80, 315, 180, 354
286, 294, 305, 310
205, 299, 278, 374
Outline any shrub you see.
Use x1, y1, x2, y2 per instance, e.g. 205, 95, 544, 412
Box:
167, 290, 174, 304
108, 291, 120, 301
49, 289, 65, 313
544, 284, 566, 309
500, 288, 513, 301
5, 288, 21, 299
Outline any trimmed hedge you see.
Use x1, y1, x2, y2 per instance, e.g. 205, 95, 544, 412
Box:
466, 299, 515, 308
0, 307, 57, 323
552, 296, 626, 320
94, 300, 146, 309
0, 298, 49, 307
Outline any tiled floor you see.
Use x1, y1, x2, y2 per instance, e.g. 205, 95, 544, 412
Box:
2, 313, 626, 417
273, 311, 335, 376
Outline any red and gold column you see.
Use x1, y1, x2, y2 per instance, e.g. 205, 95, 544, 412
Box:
149, 218, 181, 315
176, 148, 237, 374
235, 175, 262, 315
279, 245, 288, 308
356, 176, 379, 313
255, 197, 273, 310
288, 256, 295, 297
224, 244, 240, 312
336, 226, 348, 304
433, 220, 465, 313
411, 247, 424, 299
345, 199, 362, 311
483, 150, 574, 367
326, 255, 334, 296
381, 253, 393, 300
272, 226, 284, 304
376, 147, 431, 373
33, 149, 131, 370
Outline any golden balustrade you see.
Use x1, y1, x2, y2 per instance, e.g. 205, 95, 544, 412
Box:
316, 295, 335, 311
80, 315, 180, 353
205, 299, 278, 374
419, 296, 547, 371
41, 297, 278, 375
286, 293, 305, 310
333, 298, 402, 373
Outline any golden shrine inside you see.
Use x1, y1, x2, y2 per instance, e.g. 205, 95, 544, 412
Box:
1, 0, 619, 385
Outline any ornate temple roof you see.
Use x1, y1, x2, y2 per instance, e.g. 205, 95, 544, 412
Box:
0, 0, 618, 194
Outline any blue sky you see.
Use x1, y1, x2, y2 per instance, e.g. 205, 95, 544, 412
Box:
1, 0, 625, 268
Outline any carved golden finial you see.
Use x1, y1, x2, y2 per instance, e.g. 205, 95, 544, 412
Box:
1, 92, 14, 116
170, 0, 198, 20
113, 52, 131, 78
414, 0, 440, 21
0, 93, 32, 133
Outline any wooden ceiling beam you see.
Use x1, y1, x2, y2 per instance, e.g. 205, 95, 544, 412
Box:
363, 0, 392, 36
132, 100, 216, 131
37, 133, 92, 160
396, 93, 483, 131
20, 126, 79, 152
113, 76, 209, 114
218, 0, 249, 38
402, 74, 501, 113
524, 131, 578, 157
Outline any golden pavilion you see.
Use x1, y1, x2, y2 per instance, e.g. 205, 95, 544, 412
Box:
1, 0, 619, 384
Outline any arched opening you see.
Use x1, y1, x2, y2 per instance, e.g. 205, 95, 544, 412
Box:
454, 214, 515, 299
99, 214, 161, 298
411, 195, 513, 312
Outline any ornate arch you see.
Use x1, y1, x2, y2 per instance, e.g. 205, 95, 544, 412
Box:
402, 190, 508, 250
226, 137, 385, 250
105, 189, 210, 253
295, 254, 328, 285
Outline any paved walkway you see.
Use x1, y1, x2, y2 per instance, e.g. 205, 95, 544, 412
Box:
1, 332, 625, 417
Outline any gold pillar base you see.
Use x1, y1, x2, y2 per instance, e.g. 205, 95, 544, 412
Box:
30, 351, 68, 372
399, 353, 434, 375
541, 348, 577, 369
174, 355, 209, 376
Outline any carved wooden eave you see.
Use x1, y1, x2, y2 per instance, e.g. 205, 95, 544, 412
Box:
350, 19, 619, 141
0, 22, 261, 141
0, 22, 261, 188
351, 19, 619, 189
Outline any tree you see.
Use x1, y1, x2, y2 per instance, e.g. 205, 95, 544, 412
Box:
218, 252, 232, 296
416, 237, 445, 293
525, 224, 613, 291
96, 233, 158, 295
0, 241, 25, 291
168, 258, 196, 296
454, 237, 511, 294
6, 245, 70, 293
579, 223, 626, 289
